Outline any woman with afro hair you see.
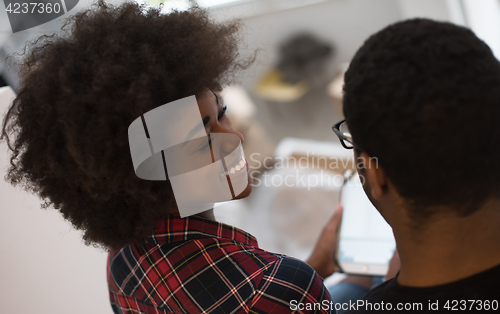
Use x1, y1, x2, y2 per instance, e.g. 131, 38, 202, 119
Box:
1, 1, 343, 312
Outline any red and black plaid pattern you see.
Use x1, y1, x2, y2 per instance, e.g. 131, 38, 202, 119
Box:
107, 214, 333, 313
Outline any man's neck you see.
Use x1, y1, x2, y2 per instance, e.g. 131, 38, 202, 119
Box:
393, 198, 500, 287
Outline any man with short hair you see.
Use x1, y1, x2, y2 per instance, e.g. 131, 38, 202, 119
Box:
333, 18, 500, 313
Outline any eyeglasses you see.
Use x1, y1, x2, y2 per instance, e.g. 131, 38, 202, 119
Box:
332, 119, 362, 150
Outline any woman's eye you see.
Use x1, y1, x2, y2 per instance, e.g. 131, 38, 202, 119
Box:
218, 105, 227, 120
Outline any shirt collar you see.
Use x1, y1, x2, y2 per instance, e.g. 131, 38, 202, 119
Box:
145, 214, 259, 247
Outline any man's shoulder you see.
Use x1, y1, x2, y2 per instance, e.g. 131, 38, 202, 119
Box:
346, 277, 393, 308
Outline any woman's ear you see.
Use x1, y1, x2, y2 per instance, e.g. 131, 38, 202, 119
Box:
358, 151, 387, 200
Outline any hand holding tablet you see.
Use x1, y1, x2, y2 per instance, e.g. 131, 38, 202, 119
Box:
335, 172, 396, 276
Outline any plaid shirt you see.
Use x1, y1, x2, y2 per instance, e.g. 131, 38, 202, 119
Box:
107, 214, 333, 313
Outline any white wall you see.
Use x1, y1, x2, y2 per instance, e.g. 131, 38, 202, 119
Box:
462, 0, 500, 60
398, 0, 454, 21
0, 89, 112, 313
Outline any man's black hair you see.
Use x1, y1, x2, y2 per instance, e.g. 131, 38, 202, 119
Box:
343, 18, 500, 217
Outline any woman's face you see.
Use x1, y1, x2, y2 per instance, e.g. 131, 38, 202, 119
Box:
196, 90, 253, 199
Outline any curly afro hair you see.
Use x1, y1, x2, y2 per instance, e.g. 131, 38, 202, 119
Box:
1, 0, 253, 250
343, 18, 500, 218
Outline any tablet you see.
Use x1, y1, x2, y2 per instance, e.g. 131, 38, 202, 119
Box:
336, 172, 396, 276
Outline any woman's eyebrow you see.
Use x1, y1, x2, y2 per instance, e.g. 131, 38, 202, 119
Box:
211, 90, 219, 104
201, 90, 221, 126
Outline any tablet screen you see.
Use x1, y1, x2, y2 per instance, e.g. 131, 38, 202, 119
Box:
339, 174, 396, 266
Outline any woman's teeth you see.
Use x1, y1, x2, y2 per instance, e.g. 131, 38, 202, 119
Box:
223, 158, 246, 176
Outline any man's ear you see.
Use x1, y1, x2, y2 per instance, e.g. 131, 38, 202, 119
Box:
357, 151, 387, 200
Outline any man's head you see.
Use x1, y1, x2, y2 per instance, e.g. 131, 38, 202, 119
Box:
343, 18, 500, 220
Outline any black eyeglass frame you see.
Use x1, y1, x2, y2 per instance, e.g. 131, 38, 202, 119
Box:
332, 119, 363, 151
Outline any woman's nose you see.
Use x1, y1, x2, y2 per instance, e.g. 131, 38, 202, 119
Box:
218, 124, 244, 145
